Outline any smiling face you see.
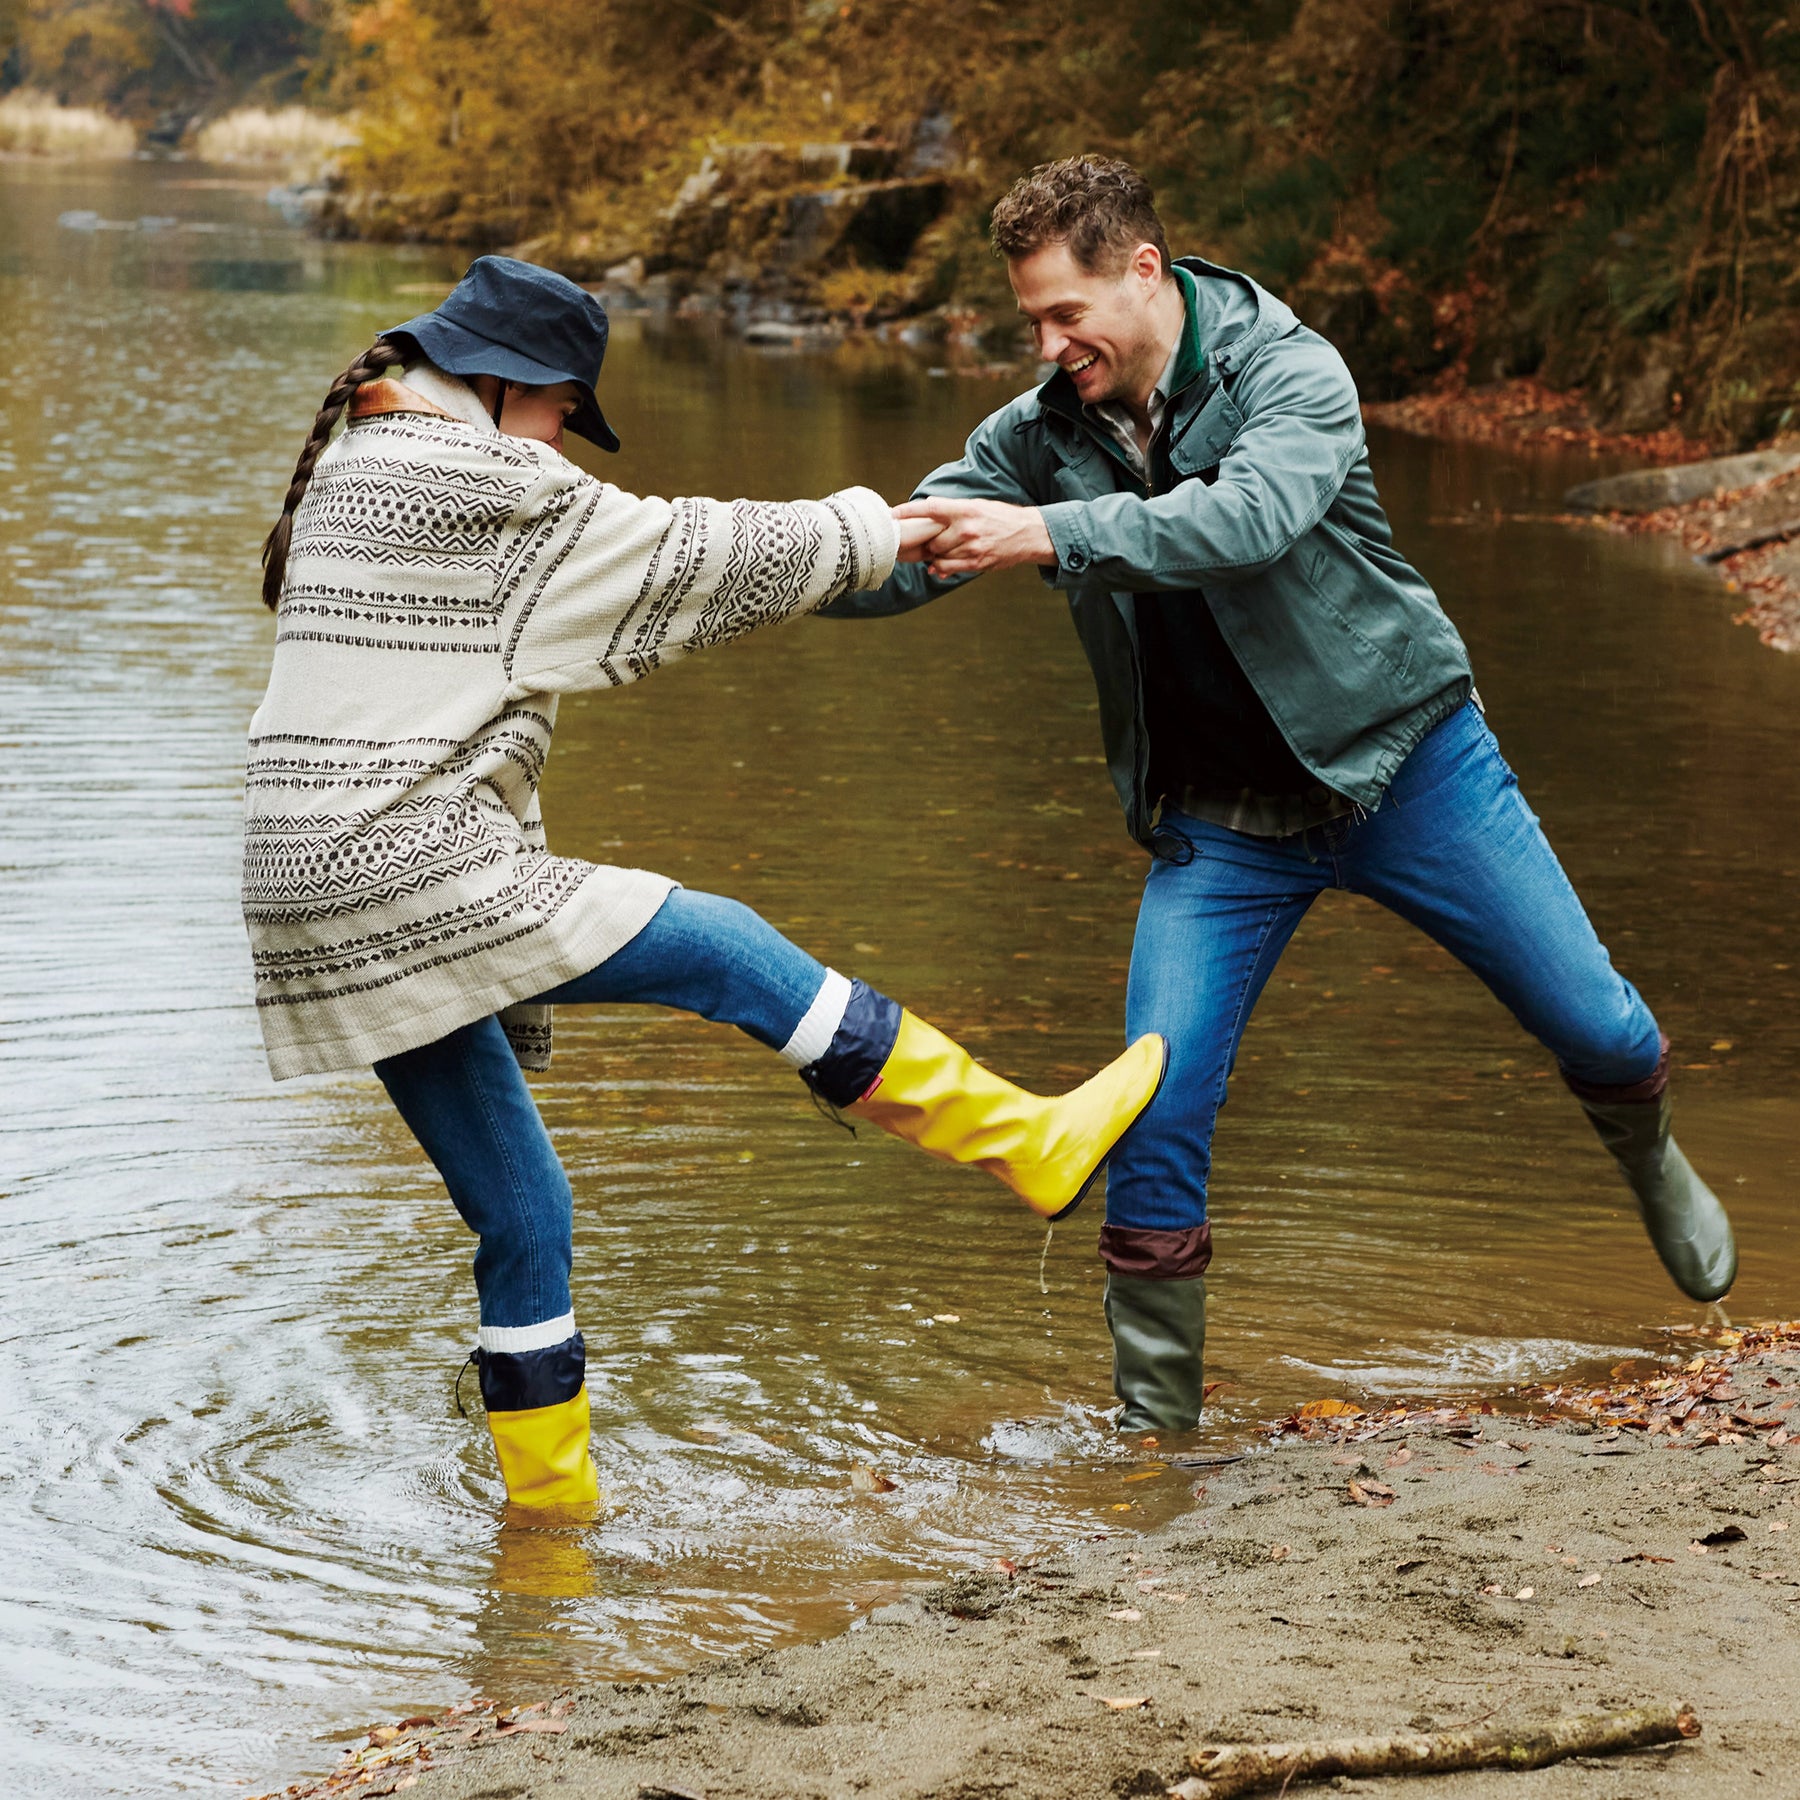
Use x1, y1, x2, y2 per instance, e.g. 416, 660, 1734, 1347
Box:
1007, 239, 1180, 410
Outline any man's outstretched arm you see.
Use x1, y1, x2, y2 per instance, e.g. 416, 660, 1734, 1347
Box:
901, 337, 1363, 591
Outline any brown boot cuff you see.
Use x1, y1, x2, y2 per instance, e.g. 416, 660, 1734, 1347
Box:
1098, 1223, 1213, 1280
1563, 1032, 1670, 1106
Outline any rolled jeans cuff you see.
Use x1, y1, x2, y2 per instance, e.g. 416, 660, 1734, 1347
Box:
1562, 1032, 1670, 1106
1098, 1223, 1213, 1280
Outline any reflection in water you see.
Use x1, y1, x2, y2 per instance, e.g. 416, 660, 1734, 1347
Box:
0, 159, 1796, 1796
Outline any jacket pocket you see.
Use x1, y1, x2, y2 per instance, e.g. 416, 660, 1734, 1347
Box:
1297, 523, 1416, 681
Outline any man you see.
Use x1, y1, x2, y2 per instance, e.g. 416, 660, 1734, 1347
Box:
833, 154, 1736, 1434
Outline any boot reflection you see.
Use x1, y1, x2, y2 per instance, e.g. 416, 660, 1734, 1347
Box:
489, 1517, 599, 1598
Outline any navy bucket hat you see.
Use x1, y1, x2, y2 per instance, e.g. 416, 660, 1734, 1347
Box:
384, 255, 619, 452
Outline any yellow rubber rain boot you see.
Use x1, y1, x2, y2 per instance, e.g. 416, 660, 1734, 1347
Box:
486, 1387, 600, 1517
848, 1012, 1167, 1220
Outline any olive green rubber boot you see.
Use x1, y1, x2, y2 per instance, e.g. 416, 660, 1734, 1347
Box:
1104, 1271, 1207, 1433
1578, 1095, 1737, 1303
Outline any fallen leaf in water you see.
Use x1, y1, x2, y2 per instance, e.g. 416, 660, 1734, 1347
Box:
1122, 1468, 1165, 1483
849, 1466, 898, 1493
1110, 1502, 1136, 1512
1347, 1480, 1395, 1508
1385, 1447, 1413, 1468
1697, 1525, 1748, 1547
1299, 1399, 1365, 1419
932, 1313, 961, 1323
1578, 1573, 1603, 1587
1108, 1607, 1142, 1621
1269, 1545, 1291, 1561
1096, 1695, 1151, 1710
691, 1420, 733, 1438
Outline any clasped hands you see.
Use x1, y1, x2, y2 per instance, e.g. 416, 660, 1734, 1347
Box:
890, 498, 1057, 579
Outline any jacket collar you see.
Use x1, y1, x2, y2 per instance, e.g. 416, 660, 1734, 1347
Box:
348, 360, 501, 433
1035, 255, 1294, 431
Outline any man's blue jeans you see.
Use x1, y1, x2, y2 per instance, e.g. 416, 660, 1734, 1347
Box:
1103, 701, 1663, 1256
374, 890, 836, 1339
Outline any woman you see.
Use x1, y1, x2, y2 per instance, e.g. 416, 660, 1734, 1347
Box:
245, 257, 1165, 1515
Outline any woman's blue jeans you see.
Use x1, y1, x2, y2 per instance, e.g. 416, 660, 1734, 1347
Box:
374, 890, 833, 1337
1103, 700, 1663, 1241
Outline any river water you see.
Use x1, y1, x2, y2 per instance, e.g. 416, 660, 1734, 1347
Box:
1, 158, 1795, 1796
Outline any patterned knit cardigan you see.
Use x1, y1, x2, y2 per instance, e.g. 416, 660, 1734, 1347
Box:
243, 368, 897, 1080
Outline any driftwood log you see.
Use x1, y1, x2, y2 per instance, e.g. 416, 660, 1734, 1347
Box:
1172, 1703, 1700, 1798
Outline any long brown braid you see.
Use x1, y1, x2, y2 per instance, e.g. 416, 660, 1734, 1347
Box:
259, 338, 403, 611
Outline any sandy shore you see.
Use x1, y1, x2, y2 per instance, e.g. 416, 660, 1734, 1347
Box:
274, 1325, 1800, 1800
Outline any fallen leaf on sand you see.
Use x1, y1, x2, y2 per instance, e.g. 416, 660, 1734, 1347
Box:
1097, 1695, 1151, 1710
1162, 1591, 1190, 1602
1697, 1525, 1749, 1547
1385, 1447, 1412, 1467
1578, 1573, 1603, 1587
1136, 1577, 1165, 1590
1347, 1480, 1396, 1508
1129, 1648, 1163, 1660
1299, 1399, 1365, 1419
1688, 1542, 1709, 1556
1620, 1552, 1675, 1564
1395, 1559, 1426, 1574
1771, 1521, 1790, 1533
993, 1558, 1017, 1575
1481, 1584, 1504, 1595
1515, 1587, 1535, 1600
849, 1466, 898, 1493
1108, 1607, 1142, 1621
496, 1718, 567, 1735
1269, 1545, 1291, 1561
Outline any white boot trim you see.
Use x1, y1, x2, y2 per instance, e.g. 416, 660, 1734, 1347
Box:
779, 968, 852, 1068
478, 1312, 577, 1354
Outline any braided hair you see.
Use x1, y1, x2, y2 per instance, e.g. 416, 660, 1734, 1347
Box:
259, 338, 403, 611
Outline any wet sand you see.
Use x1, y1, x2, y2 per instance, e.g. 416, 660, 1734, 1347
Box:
283, 1327, 1800, 1800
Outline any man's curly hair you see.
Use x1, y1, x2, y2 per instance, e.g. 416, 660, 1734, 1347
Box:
988, 155, 1171, 274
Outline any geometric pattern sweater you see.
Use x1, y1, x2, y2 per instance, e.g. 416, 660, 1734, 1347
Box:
242, 367, 896, 1081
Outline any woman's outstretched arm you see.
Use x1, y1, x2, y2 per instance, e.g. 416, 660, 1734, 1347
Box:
497, 462, 899, 697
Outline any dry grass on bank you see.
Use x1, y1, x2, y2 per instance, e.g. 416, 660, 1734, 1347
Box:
193, 107, 356, 176
0, 90, 134, 158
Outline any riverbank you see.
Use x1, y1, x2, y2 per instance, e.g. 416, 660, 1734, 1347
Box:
277, 1323, 1800, 1800
1365, 380, 1800, 653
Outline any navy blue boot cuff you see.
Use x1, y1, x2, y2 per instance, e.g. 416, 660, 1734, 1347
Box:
799, 978, 903, 1108
477, 1332, 585, 1412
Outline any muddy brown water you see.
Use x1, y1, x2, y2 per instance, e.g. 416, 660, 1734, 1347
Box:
1, 160, 1795, 1797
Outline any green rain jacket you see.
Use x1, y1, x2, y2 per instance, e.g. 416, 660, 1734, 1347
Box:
823, 256, 1474, 849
